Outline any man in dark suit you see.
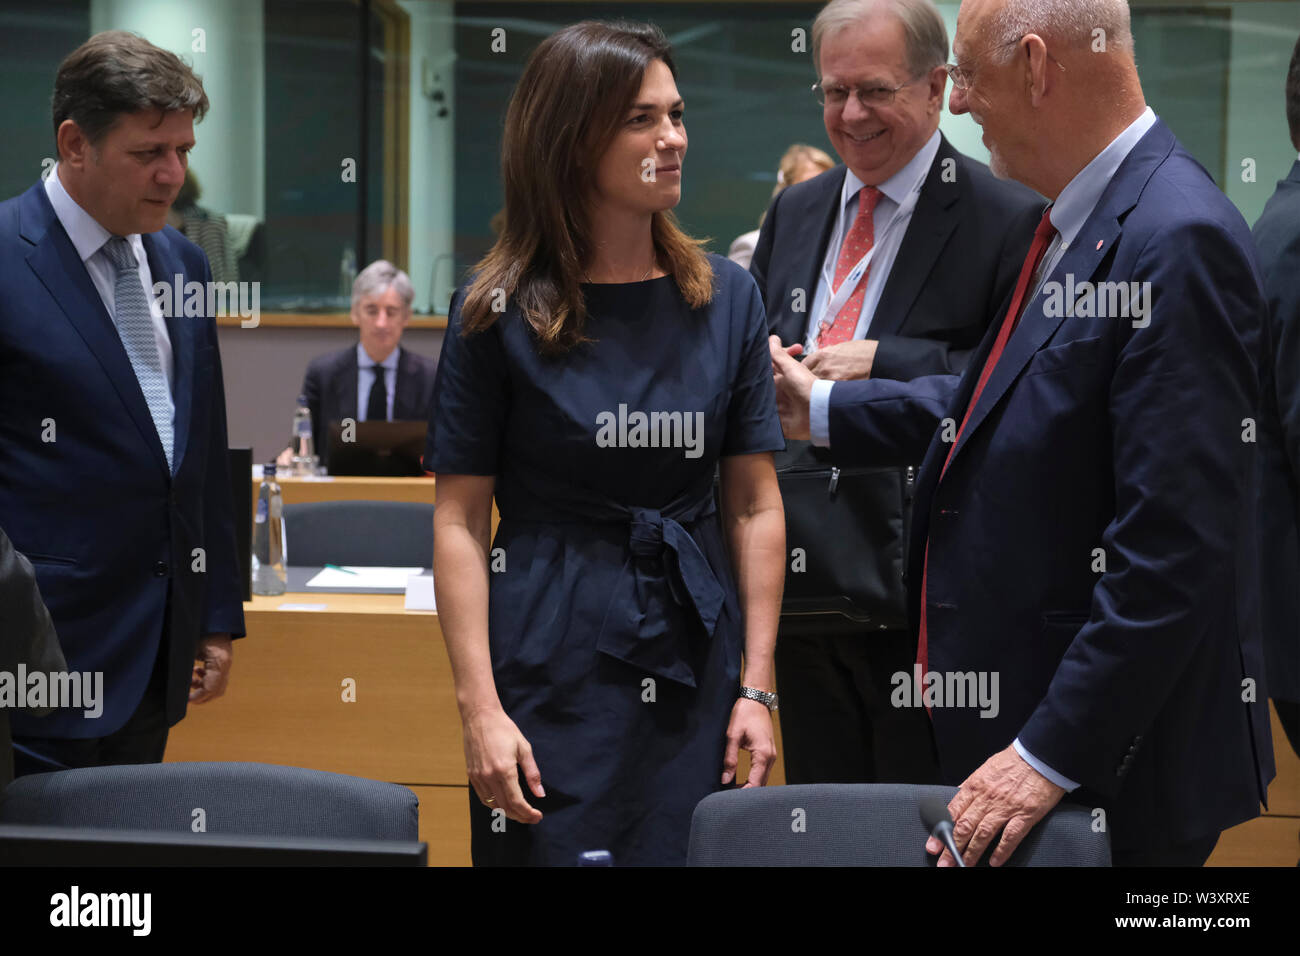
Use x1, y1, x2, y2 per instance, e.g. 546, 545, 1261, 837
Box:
750, 0, 1041, 786
771, 0, 1275, 866
1, 526, 66, 788
290, 260, 437, 471
1251, 33, 1300, 759
0, 31, 245, 774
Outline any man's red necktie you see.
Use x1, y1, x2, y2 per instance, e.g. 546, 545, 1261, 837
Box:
916, 208, 1057, 683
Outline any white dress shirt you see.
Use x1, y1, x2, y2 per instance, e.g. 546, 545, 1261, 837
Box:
356, 343, 399, 422
806, 131, 940, 444
43, 164, 176, 405
805, 129, 942, 350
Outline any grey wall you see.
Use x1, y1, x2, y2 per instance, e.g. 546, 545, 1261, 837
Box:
217, 325, 445, 464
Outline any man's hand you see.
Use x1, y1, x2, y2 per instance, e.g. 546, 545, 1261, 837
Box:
926, 745, 1066, 867
769, 336, 816, 441
802, 339, 878, 380
190, 633, 233, 704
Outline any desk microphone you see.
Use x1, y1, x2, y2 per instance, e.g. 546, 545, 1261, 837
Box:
920, 795, 966, 868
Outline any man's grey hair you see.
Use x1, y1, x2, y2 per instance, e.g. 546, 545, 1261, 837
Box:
351, 259, 414, 310
812, 0, 949, 80
988, 0, 1133, 61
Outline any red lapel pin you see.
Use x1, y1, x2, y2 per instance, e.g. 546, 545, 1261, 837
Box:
1096, 240, 1103, 250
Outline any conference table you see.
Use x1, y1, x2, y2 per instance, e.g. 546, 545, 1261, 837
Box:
168, 475, 1297, 866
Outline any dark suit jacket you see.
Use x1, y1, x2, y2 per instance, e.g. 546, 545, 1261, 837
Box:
0, 525, 65, 787
750, 135, 1042, 630
0, 182, 246, 739
301, 345, 437, 469
1251, 158, 1300, 704
821, 119, 1275, 851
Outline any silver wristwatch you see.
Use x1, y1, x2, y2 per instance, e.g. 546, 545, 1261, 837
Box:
739, 685, 779, 711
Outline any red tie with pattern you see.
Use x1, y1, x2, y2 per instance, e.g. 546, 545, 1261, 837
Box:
916, 208, 1057, 684
817, 186, 882, 348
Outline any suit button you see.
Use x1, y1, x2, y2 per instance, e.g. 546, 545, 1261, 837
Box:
153, 561, 169, 577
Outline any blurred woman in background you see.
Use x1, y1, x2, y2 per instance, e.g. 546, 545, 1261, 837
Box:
728, 143, 835, 269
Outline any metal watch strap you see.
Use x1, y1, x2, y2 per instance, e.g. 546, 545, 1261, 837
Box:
739, 685, 778, 711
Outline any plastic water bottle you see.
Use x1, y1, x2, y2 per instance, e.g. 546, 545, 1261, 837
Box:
252, 463, 287, 595
290, 395, 316, 476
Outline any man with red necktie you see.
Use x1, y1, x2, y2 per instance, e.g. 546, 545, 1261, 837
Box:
751, 0, 1040, 789
770, 0, 1276, 867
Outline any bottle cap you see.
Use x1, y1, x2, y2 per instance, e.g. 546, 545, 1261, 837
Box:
263, 463, 277, 477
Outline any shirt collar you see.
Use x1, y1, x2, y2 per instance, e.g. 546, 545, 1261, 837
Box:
43, 162, 142, 264
1049, 107, 1157, 247
357, 343, 399, 370
842, 128, 942, 211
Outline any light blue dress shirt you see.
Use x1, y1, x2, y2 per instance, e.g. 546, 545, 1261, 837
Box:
810, 108, 1159, 792
356, 343, 399, 422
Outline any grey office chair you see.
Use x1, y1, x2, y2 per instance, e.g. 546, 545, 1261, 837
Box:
688, 784, 1111, 866
283, 500, 435, 567
0, 761, 419, 841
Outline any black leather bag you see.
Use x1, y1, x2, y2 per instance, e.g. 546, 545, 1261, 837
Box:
775, 440, 915, 634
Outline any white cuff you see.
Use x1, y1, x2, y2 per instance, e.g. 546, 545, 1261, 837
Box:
810, 379, 834, 447
1013, 737, 1080, 791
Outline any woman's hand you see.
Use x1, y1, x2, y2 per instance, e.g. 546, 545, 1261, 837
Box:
721, 697, 777, 788
463, 706, 545, 824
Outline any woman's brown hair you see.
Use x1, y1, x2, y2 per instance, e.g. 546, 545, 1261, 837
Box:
460, 20, 713, 354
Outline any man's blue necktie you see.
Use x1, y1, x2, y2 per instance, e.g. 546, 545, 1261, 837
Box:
101, 236, 174, 471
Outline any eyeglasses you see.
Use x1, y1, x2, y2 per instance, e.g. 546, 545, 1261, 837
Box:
946, 37, 1065, 91
811, 76, 924, 109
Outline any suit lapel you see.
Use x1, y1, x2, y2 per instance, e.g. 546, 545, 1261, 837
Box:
144, 230, 194, 475
777, 168, 845, 345
869, 137, 961, 339
393, 348, 416, 420
20, 185, 169, 477
940, 119, 1176, 478
942, 218, 1121, 477
336, 348, 359, 421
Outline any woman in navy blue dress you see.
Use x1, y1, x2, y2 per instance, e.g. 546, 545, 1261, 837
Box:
427, 20, 786, 866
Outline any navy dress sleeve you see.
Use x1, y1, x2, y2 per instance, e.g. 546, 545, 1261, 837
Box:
721, 268, 786, 457
425, 288, 511, 475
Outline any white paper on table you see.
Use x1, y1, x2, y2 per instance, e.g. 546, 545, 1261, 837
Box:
305, 566, 424, 589
404, 574, 436, 611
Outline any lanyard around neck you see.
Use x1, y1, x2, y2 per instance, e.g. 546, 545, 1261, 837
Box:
810, 174, 925, 351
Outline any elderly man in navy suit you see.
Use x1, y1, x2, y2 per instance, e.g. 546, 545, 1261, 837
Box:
771, 0, 1276, 866
0, 31, 245, 774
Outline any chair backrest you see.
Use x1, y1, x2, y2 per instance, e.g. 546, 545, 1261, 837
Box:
688, 784, 1111, 866
283, 499, 434, 568
0, 761, 419, 841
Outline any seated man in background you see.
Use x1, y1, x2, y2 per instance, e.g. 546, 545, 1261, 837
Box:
281, 259, 437, 471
